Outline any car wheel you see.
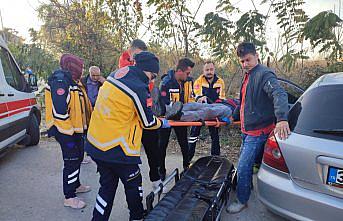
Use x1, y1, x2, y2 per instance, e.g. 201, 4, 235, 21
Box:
27, 114, 40, 146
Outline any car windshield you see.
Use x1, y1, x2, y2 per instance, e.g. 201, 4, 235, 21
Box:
288, 84, 343, 142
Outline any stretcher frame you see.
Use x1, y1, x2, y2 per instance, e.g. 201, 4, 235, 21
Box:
165, 118, 241, 127
145, 163, 237, 221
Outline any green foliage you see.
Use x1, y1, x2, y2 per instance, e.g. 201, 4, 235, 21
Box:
37, 0, 143, 74
197, 12, 235, 60
8, 43, 58, 80
272, 0, 309, 72
147, 0, 202, 57
0, 28, 57, 80
325, 62, 343, 73
234, 10, 266, 47
302, 11, 343, 61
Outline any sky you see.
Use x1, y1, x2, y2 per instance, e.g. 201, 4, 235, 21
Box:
0, 0, 341, 56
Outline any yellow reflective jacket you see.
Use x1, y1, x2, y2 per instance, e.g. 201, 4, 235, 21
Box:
45, 70, 92, 136
194, 74, 226, 102
85, 66, 162, 164
160, 69, 195, 105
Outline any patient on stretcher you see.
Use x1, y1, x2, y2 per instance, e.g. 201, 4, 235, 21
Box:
151, 87, 239, 123
165, 101, 236, 123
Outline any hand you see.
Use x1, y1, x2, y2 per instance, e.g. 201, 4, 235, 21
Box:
161, 118, 171, 128
98, 76, 106, 84
220, 117, 231, 125
274, 121, 291, 140
197, 96, 207, 103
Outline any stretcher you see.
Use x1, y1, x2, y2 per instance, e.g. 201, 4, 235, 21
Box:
145, 156, 237, 221
165, 119, 241, 127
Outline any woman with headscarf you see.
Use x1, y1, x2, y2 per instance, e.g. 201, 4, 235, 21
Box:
45, 53, 92, 209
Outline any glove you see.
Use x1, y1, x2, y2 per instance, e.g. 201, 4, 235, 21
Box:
220, 117, 231, 125
161, 118, 171, 128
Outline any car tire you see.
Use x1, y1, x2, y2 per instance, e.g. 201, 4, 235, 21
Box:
27, 114, 40, 146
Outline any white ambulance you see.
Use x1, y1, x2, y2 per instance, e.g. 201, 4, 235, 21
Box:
0, 36, 41, 152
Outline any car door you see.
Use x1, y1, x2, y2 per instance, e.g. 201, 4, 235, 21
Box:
0, 46, 34, 150
277, 78, 305, 106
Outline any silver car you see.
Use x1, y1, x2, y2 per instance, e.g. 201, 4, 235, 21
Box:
257, 73, 343, 221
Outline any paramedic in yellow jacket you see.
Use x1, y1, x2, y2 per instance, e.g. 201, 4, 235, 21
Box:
45, 54, 93, 209
189, 60, 226, 162
85, 52, 170, 221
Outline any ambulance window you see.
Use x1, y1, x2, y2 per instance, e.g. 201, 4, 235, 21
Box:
0, 47, 25, 91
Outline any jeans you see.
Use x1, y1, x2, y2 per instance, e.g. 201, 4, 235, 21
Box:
236, 133, 268, 204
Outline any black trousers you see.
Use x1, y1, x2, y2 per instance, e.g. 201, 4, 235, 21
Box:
142, 129, 161, 182
92, 159, 144, 221
188, 126, 220, 162
159, 126, 190, 175
54, 132, 84, 199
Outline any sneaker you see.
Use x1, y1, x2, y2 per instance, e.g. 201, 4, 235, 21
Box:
82, 155, 93, 164
152, 179, 163, 190
226, 200, 247, 214
165, 102, 183, 120
76, 185, 91, 193
253, 163, 260, 174
151, 87, 166, 117
64, 197, 86, 209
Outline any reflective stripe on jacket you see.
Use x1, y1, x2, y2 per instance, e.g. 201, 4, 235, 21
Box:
86, 66, 162, 164
45, 69, 92, 136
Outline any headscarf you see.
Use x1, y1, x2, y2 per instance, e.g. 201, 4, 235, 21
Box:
60, 53, 84, 81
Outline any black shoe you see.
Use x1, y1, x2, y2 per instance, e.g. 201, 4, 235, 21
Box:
160, 172, 166, 181
165, 102, 183, 120
151, 87, 166, 117
159, 167, 166, 181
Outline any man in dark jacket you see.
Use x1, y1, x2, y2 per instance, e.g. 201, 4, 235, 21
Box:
227, 42, 290, 213
159, 58, 195, 180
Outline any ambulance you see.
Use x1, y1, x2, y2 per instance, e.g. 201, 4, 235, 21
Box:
0, 36, 41, 152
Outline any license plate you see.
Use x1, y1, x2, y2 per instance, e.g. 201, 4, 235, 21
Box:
327, 166, 343, 188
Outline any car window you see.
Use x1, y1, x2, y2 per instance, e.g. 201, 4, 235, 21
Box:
289, 85, 343, 142
0, 47, 25, 92
277, 78, 304, 105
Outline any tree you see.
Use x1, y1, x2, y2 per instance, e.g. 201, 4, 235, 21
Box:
271, 0, 309, 72
146, 0, 204, 58
197, 0, 237, 61
197, 12, 236, 61
234, 10, 268, 62
37, 0, 143, 74
302, 11, 343, 62
1, 28, 58, 79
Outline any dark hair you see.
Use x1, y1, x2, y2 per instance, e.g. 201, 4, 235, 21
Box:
204, 60, 214, 66
176, 58, 195, 71
236, 42, 256, 57
130, 39, 147, 51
